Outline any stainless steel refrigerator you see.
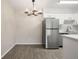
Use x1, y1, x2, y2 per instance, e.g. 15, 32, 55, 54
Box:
42, 18, 59, 48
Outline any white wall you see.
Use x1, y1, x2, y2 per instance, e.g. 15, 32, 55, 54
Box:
44, 13, 78, 24
72, 13, 78, 24
44, 9, 78, 24
15, 10, 78, 44
1, 0, 16, 57
15, 12, 43, 44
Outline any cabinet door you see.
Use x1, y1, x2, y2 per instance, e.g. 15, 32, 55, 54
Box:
63, 37, 78, 59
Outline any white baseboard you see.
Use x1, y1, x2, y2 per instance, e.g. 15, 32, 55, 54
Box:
16, 43, 43, 45
1, 44, 15, 58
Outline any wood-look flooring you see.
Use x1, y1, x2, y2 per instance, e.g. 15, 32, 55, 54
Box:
2, 45, 63, 59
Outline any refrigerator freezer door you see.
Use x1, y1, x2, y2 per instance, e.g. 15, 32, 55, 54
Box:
46, 18, 59, 28
46, 30, 59, 48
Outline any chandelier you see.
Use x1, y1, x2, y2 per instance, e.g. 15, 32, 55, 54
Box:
24, 0, 43, 16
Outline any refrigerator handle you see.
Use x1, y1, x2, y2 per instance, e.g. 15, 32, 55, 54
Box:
46, 35, 50, 48
46, 35, 48, 48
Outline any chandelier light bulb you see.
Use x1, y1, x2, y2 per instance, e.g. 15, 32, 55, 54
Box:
34, 12, 38, 16
33, 7, 38, 12
38, 10, 43, 14
25, 8, 29, 13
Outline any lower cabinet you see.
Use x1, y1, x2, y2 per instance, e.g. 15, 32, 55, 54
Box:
63, 37, 78, 59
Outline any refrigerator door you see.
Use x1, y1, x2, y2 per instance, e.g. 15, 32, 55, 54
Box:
46, 29, 59, 48
46, 18, 59, 28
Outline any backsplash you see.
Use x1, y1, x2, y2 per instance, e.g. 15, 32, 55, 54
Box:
59, 24, 78, 34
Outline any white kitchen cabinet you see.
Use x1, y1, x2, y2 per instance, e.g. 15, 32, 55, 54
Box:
62, 34, 78, 59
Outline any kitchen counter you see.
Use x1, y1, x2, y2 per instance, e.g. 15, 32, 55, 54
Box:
62, 34, 78, 40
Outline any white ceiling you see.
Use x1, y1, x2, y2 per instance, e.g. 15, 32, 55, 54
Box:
8, 0, 78, 13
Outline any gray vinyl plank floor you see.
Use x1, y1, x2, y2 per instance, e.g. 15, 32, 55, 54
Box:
2, 45, 63, 59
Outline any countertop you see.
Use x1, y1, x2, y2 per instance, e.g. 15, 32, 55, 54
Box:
62, 34, 78, 40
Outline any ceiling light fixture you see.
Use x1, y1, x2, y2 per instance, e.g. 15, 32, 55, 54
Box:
24, 0, 43, 16
59, 1, 78, 4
